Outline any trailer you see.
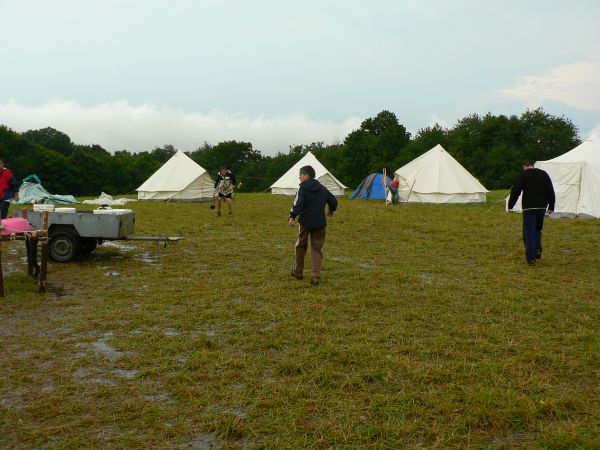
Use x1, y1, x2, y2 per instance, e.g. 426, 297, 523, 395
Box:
13, 208, 182, 262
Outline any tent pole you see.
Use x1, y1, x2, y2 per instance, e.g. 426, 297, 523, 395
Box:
383, 168, 389, 206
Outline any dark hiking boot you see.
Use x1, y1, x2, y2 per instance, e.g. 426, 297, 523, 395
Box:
289, 270, 303, 280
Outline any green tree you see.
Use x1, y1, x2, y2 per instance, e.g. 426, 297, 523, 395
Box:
339, 110, 411, 187
191, 140, 262, 189
519, 108, 580, 160
150, 144, 177, 164
448, 109, 579, 189
22, 127, 75, 156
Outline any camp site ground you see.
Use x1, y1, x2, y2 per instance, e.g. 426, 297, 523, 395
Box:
0, 192, 598, 448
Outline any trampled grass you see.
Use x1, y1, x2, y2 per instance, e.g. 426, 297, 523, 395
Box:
1, 191, 598, 448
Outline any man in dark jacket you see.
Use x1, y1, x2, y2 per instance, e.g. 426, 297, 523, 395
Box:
508, 159, 555, 265
288, 165, 338, 285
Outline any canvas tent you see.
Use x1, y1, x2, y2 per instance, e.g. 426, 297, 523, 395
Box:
270, 151, 347, 196
507, 136, 600, 218
350, 173, 391, 200
391, 144, 488, 203
137, 151, 214, 201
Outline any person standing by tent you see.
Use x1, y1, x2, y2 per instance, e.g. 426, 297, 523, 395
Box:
214, 166, 236, 217
389, 179, 400, 205
508, 159, 555, 266
288, 165, 337, 286
0, 157, 19, 219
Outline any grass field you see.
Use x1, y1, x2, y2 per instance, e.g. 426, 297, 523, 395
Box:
1, 191, 598, 449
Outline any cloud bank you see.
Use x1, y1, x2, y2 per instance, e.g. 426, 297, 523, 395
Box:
0, 100, 362, 155
499, 57, 600, 111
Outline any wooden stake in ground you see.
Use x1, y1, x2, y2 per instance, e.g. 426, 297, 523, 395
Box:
26, 234, 33, 276
383, 168, 389, 206
22, 209, 35, 276
38, 211, 49, 293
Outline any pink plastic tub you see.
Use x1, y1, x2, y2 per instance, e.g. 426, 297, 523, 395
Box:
1, 217, 32, 236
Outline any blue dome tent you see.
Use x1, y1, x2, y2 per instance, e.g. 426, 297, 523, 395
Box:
350, 173, 391, 200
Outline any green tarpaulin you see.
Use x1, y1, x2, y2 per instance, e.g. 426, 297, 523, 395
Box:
15, 182, 79, 205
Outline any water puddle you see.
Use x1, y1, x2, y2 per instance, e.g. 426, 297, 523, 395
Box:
183, 432, 221, 449
113, 369, 138, 379
133, 252, 160, 264
91, 333, 126, 360
100, 241, 137, 252
213, 405, 247, 418
72, 368, 118, 386
142, 392, 174, 403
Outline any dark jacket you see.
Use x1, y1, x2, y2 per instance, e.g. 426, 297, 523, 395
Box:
508, 168, 555, 211
290, 178, 337, 229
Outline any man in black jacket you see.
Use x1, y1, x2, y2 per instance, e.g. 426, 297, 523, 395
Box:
288, 165, 338, 285
508, 159, 555, 265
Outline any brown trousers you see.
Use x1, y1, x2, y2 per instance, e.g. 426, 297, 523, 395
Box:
292, 224, 326, 279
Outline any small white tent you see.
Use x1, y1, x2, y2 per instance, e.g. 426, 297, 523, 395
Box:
136, 151, 214, 201
392, 144, 488, 203
508, 136, 600, 218
270, 151, 347, 196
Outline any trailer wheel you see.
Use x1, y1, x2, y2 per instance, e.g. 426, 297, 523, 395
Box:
49, 229, 81, 262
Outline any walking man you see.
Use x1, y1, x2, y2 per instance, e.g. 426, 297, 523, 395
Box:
214, 167, 236, 217
508, 159, 555, 265
288, 165, 337, 285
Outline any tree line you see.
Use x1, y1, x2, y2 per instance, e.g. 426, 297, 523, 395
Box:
0, 108, 580, 197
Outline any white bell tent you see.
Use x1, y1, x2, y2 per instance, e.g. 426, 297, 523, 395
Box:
136, 151, 214, 201
392, 144, 488, 203
270, 151, 347, 196
508, 136, 600, 218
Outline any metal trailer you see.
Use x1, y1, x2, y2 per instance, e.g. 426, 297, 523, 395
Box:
13, 209, 182, 262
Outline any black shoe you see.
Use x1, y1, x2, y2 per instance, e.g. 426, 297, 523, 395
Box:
527, 260, 536, 266
535, 251, 542, 260
289, 270, 303, 280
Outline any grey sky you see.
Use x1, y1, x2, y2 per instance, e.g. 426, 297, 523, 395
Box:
1, 0, 599, 154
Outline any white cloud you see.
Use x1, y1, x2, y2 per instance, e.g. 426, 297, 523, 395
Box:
0, 99, 362, 155
589, 124, 600, 139
499, 57, 600, 111
428, 114, 451, 130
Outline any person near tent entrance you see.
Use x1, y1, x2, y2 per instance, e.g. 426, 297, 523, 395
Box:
288, 165, 337, 286
0, 157, 19, 219
214, 166, 236, 217
508, 159, 555, 266
388, 179, 400, 205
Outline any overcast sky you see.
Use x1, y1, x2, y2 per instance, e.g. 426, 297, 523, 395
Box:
1, 0, 599, 155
